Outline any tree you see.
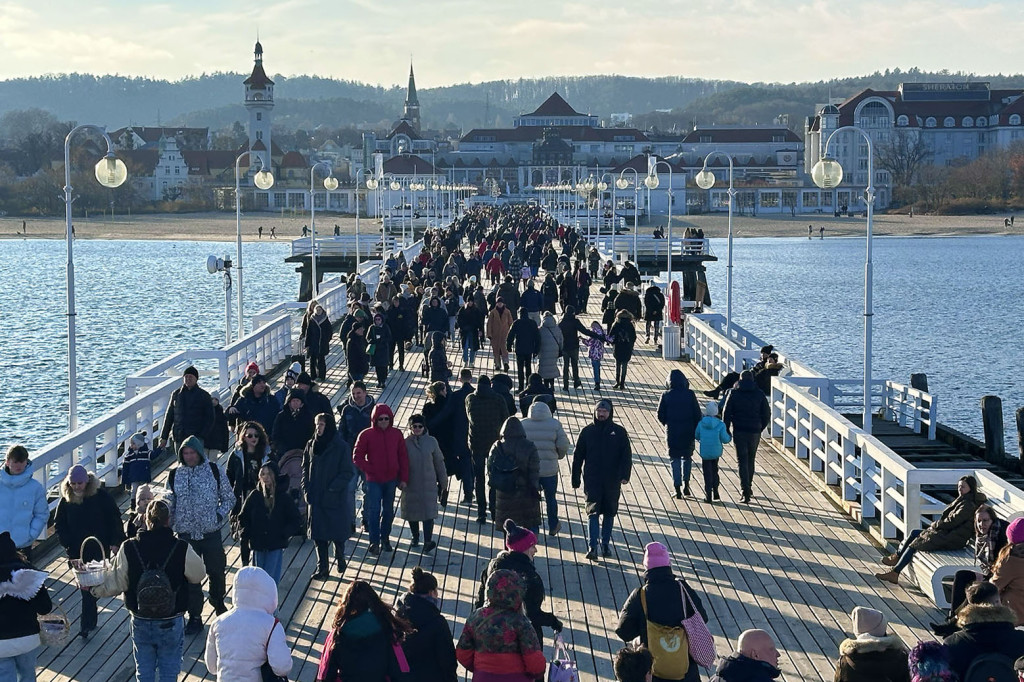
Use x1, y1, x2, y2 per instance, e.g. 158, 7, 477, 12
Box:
875, 129, 931, 204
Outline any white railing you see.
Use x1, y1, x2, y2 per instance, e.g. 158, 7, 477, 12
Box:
884, 381, 938, 440
698, 313, 825, 379
290, 235, 396, 258
684, 314, 761, 384
596, 236, 711, 259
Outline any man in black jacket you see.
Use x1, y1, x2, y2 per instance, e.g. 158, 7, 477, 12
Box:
465, 376, 510, 523
506, 308, 540, 391
159, 366, 214, 453
557, 305, 598, 391
722, 371, 771, 503
943, 581, 1024, 680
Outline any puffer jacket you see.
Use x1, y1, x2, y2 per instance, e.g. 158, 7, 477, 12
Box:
520, 401, 570, 478
232, 384, 281, 434
615, 287, 643, 320
205, 566, 292, 682
337, 394, 376, 446
0, 560, 51, 658
160, 382, 215, 444
395, 591, 458, 682
518, 373, 557, 417
536, 313, 564, 380
168, 436, 236, 539
54, 472, 126, 560
992, 543, 1024, 624
571, 401, 633, 517
489, 418, 541, 531
457, 569, 546, 680
476, 551, 560, 647
945, 603, 1024, 679
352, 404, 410, 484
657, 369, 702, 455
910, 491, 988, 553
695, 416, 732, 460
722, 377, 771, 434
0, 461, 48, 549
400, 429, 447, 522
834, 634, 910, 682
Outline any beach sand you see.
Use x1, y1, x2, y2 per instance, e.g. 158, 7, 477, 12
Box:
0, 210, 1019, 241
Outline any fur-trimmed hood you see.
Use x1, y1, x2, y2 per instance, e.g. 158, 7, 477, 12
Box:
839, 634, 907, 656
956, 603, 1016, 627
0, 566, 47, 600
59, 471, 99, 502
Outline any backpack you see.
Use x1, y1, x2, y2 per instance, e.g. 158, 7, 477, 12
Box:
614, 324, 635, 346
132, 541, 182, 619
963, 652, 1016, 682
640, 586, 690, 679
489, 443, 521, 493
168, 460, 221, 491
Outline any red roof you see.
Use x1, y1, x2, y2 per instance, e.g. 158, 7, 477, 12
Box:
526, 93, 583, 117
280, 151, 308, 168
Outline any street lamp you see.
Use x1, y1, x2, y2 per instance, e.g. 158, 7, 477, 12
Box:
695, 151, 736, 336
615, 168, 641, 262
309, 161, 337, 298
359, 169, 378, 270
645, 158, 675, 283
206, 255, 233, 346
235, 151, 275, 340
811, 125, 876, 434
63, 125, 128, 432
597, 173, 613, 256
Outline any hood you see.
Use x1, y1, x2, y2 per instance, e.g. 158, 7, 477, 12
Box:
528, 401, 553, 421
475, 376, 493, 392
714, 654, 781, 681
590, 321, 604, 335
594, 399, 614, 421
500, 416, 527, 440
956, 603, 1017, 627
346, 393, 376, 412
370, 403, 395, 430
541, 314, 558, 329
485, 568, 525, 612
526, 374, 545, 391
177, 435, 207, 464
518, 308, 531, 320
231, 565, 278, 614
0, 566, 47, 600
491, 374, 513, 393
615, 309, 634, 322
667, 369, 688, 390
1, 460, 37, 489
737, 376, 758, 391
60, 471, 100, 502
839, 634, 907, 656
429, 330, 444, 346
429, 296, 441, 307
341, 610, 383, 639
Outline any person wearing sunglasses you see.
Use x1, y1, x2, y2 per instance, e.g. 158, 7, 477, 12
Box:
352, 405, 409, 555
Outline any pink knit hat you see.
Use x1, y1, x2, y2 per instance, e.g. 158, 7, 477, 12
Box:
503, 519, 537, 553
1008, 517, 1024, 545
643, 542, 671, 570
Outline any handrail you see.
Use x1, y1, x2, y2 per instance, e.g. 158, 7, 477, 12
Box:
884, 380, 938, 440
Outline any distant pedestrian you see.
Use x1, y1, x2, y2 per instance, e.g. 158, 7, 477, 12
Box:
159, 366, 215, 454
808, 224, 813, 239
644, 283, 666, 345
507, 308, 540, 391
581, 321, 611, 391
270, 226, 276, 239
258, 226, 263, 239
303, 225, 309, 237
0, 530, 53, 682
609, 310, 638, 390
304, 303, 333, 382
722, 371, 770, 503
657, 369, 702, 498
395, 568, 458, 682
695, 402, 732, 503
466, 376, 510, 523
820, 226, 825, 239
368, 313, 393, 389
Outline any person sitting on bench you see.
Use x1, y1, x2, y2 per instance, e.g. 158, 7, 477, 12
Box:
703, 346, 773, 399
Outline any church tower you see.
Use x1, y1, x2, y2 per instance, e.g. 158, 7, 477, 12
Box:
403, 61, 421, 134
244, 40, 274, 174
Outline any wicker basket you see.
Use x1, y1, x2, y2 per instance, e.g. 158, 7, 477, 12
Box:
38, 604, 71, 647
73, 537, 108, 588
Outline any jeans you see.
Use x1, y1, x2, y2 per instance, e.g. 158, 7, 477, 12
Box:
646, 320, 662, 343
365, 480, 398, 545
893, 529, 923, 572
701, 459, 720, 495
562, 351, 579, 387
254, 549, 283, 584
670, 449, 693, 487
462, 335, 477, 364
0, 648, 37, 681
179, 531, 227, 620
130, 615, 184, 682
733, 431, 761, 496
591, 359, 602, 387
539, 475, 559, 531
588, 513, 615, 550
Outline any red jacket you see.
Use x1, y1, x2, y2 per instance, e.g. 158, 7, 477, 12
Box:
352, 404, 410, 484
485, 257, 505, 275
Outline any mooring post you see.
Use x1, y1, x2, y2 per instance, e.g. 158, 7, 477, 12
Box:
1016, 406, 1024, 461
981, 395, 1005, 464
910, 373, 929, 392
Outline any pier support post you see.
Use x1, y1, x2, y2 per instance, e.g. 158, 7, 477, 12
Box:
910, 373, 929, 392
980, 395, 1005, 464
1016, 406, 1024, 461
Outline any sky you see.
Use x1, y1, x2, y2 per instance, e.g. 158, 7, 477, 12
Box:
1, 0, 1023, 86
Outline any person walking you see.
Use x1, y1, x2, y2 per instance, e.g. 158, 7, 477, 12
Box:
368, 312, 394, 389
400, 414, 448, 553
304, 303, 333, 382
520, 401, 570, 536
722, 370, 770, 503
0, 531, 52, 682
204, 566, 292, 682
303, 412, 355, 578
536, 312, 564, 391
487, 417, 541, 533
657, 369, 703, 499
506, 308, 540, 391
609, 310, 638, 390
466, 376, 510, 524
456, 298, 485, 366
345, 323, 371, 386
557, 305, 595, 391
395, 567, 458, 682
55, 464, 125, 639
337, 382, 376, 533
272, 390, 314, 459
0, 446, 48, 562
572, 399, 633, 561
695, 402, 732, 503
581, 321, 611, 391
237, 462, 301, 584
486, 297, 514, 372
228, 375, 280, 436
227, 421, 270, 567
644, 282, 666, 345
615, 542, 709, 682
352, 404, 409, 555
159, 366, 214, 454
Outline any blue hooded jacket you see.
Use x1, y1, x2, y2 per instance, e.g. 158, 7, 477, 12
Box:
0, 461, 48, 549
656, 370, 702, 454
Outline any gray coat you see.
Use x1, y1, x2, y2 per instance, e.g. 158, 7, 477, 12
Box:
536, 314, 564, 380
400, 431, 447, 522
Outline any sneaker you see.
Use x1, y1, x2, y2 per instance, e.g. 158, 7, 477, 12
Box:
311, 568, 329, 580
382, 540, 394, 552
422, 540, 437, 553
184, 618, 203, 636
550, 521, 562, 537
368, 543, 381, 556
742, 493, 751, 503
601, 544, 611, 558
585, 548, 598, 561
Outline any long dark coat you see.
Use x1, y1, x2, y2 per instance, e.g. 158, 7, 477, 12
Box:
305, 313, 333, 357
571, 404, 633, 516
489, 417, 541, 531
301, 426, 355, 543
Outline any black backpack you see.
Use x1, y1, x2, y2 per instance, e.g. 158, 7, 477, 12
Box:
963, 652, 1016, 682
489, 443, 520, 493
133, 541, 182, 618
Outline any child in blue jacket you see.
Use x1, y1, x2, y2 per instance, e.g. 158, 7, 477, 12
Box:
694, 402, 731, 503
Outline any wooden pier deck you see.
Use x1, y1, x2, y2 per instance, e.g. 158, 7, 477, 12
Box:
31, 316, 947, 682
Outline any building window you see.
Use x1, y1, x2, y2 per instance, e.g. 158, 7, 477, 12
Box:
944, 117, 955, 127
977, 116, 987, 127
761, 192, 779, 208
802, 191, 818, 207
925, 117, 937, 128
274, 192, 286, 206
165, 167, 170, 175
1011, 114, 1022, 125
256, 131, 263, 140
897, 115, 909, 126
174, 167, 180, 175
963, 117, 973, 127
256, 113, 262, 121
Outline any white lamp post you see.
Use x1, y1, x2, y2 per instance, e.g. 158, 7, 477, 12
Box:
811, 125, 876, 434
361, 170, 379, 270
235, 152, 275, 339
598, 173, 613, 256
695, 151, 736, 336
615, 168, 641, 262
645, 159, 675, 284
309, 161, 337, 298
63, 125, 128, 432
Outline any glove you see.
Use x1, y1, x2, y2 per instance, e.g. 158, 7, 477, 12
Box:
552, 617, 564, 633
571, 475, 581, 490
439, 485, 449, 508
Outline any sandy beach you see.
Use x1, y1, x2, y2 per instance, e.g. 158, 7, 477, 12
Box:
0, 210, 1019, 242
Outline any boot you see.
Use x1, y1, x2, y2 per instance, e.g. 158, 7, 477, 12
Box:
712, 488, 720, 501
684, 484, 692, 497
880, 554, 899, 567
875, 570, 900, 584
674, 485, 682, 499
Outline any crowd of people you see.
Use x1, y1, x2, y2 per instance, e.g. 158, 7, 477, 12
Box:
2, 203, 1023, 682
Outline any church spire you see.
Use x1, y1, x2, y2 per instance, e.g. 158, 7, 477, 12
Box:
406, 61, 419, 107
403, 59, 421, 134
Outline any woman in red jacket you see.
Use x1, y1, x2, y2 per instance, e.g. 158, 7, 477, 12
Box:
352, 404, 409, 556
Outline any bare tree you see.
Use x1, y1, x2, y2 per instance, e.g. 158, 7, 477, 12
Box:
875, 129, 931, 202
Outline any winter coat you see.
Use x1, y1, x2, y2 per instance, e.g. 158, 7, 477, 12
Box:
205, 567, 292, 682
834, 634, 910, 682
0, 560, 51, 658
496, 281, 520, 314
227, 448, 265, 517
353, 404, 410, 484
457, 569, 546, 680
466, 381, 511, 459
337, 394, 376, 447
557, 310, 594, 353
910, 491, 988, 552
616, 566, 708, 682
346, 329, 371, 378
723, 378, 771, 434
571, 403, 633, 516
486, 306, 514, 344
422, 395, 457, 475
491, 374, 518, 416
238, 487, 302, 551
400, 430, 447, 522
541, 278, 558, 312
425, 331, 452, 383
0, 461, 48, 549
657, 370, 703, 456
695, 416, 732, 460
506, 310, 540, 357
536, 314, 564, 380
121, 443, 152, 486
518, 374, 557, 417
457, 305, 486, 350
367, 322, 393, 367
489, 418, 541, 531
232, 385, 281, 435
317, 610, 406, 682
519, 286, 543, 313
272, 405, 315, 456
977, 518, 1009, 577
302, 426, 355, 543
422, 298, 449, 334
386, 300, 415, 342
582, 323, 610, 362
305, 313, 333, 357
54, 473, 126, 560
476, 551, 560, 646
160, 382, 215, 444
609, 312, 637, 362
710, 654, 782, 682
991, 544, 1024, 624
209, 403, 231, 453
944, 603, 1024, 679
520, 401, 569, 478
615, 287, 643, 320
558, 276, 577, 309
644, 285, 666, 322
396, 591, 458, 682
169, 438, 236, 539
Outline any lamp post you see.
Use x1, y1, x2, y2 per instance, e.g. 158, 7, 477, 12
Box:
388, 176, 401, 245
309, 161, 337, 299
695, 151, 736, 336
234, 152, 275, 339
598, 172, 614, 257
615, 168, 641, 262
361, 170, 379, 270
63, 125, 128, 432
811, 125, 876, 434
645, 159, 675, 284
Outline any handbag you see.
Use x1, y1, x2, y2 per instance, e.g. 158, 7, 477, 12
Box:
260, 618, 287, 682
679, 582, 716, 668
548, 633, 579, 682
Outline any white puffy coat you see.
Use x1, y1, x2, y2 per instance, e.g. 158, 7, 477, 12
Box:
520, 401, 570, 478
204, 566, 292, 681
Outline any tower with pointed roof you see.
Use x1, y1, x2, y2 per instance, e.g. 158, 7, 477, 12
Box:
244, 40, 274, 173
402, 61, 421, 134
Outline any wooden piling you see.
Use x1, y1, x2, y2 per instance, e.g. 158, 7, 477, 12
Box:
981, 395, 1005, 464
1016, 406, 1024, 460
910, 373, 929, 392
